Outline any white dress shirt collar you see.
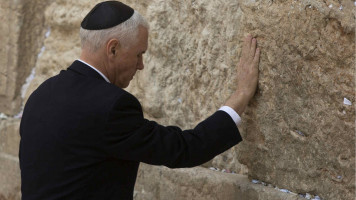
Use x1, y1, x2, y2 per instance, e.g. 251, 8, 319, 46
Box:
77, 59, 111, 83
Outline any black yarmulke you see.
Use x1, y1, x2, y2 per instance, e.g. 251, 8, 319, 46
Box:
81, 1, 134, 30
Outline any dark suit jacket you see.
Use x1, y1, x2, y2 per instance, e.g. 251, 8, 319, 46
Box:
19, 60, 242, 200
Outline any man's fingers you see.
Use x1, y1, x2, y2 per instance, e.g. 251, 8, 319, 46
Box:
253, 48, 260, 66
250, 38, 257, 58
244, 34, 252, 51
241, 34, 252, 60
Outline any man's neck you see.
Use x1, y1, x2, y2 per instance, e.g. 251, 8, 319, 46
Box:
79, 50, 111, 83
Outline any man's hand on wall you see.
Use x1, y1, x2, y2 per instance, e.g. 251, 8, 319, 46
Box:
225, 34, 260, 115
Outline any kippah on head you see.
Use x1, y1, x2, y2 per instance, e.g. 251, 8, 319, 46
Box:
81, 1, 134, 30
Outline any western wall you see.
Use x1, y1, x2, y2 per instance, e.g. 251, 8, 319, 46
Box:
0, 0, 355, 199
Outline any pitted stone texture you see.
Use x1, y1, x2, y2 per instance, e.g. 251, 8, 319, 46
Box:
0, 0, 52, 115
235, 1, 355, 200
25, 0, 251, 183
23, 0, 85, 102
24, 0, 355, 200
128, 0, 244, 127
0, 1, 53, 199
24, 0, 152, 101
0, 120, 21, 200
135, 163, 304, 200
0, 0, 23, 115
0, 157, 21, 200
128, 1, 355, 199
0, 120, 20, 156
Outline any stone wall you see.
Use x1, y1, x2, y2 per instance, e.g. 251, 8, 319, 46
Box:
235, 1, 355, 200
0, 0, 53, 199
0, 0, 355, 199
0, 0, 52, 115
0, 0, 23, 115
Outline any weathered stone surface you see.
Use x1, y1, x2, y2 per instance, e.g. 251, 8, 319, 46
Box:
23, 0, 85, 102
0, 0, 23, 115
6, 0, 356, 199
135, 163, 304, 200
126, 1, 355, 199
0, 120, 20, 156
0, 0, 52, 115
0, 157, 21, 200
235, 1, 355, 200
0, 120, 21, 200
0, 1, 52, 199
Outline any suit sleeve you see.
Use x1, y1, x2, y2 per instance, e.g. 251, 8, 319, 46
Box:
103, 92, 242, 168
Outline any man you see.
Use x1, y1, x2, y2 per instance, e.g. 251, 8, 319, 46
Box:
19, 1, 260, 199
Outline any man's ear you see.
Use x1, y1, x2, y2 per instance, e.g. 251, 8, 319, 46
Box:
106, 39, 120, 58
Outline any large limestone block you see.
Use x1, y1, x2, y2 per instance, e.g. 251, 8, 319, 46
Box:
0, 119, 21, 200
0, 0, 52, 115
235, 1, 355, 199
24, 0, 150, 99
126, 0, 251, 176
0, 120, 20, 156
135, 163, 304, 200
24, 0, 250, 173
24, 0, 94, 100
0, 157, 21, 200
126, 1, 354, 199
0, 0, 23, 115
128, 0, 245, 127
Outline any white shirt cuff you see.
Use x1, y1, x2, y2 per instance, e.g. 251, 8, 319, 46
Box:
219, 106, 242, 126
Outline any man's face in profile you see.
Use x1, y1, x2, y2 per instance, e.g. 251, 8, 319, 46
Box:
108, 26, 148, 88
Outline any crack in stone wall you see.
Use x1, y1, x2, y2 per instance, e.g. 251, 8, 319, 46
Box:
0, 0, 54, 115
0, 1, 55, 200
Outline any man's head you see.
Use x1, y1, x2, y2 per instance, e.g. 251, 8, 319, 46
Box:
79, 1, 149, 88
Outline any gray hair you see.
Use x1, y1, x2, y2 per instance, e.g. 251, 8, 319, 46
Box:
80, 10, 149, 52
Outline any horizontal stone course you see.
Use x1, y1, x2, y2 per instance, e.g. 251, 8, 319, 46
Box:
135, 163, 304, 200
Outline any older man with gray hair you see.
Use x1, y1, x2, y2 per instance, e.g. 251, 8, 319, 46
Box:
19, 1, 260, 199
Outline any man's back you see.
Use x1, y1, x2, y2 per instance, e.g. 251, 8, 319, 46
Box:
19, 61, 241, 199
20, 61, 141, 199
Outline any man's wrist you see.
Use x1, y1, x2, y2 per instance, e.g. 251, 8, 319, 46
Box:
225, 91, 249, 116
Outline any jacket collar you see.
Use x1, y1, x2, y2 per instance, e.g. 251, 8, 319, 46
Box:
67, 60, 107, 82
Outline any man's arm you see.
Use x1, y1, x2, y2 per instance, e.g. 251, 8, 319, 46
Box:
102, 34, 260, 168
225, 34, 260, 116
103, 92, 241, 168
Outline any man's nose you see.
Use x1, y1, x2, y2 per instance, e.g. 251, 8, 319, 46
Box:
137, 57, 144, 70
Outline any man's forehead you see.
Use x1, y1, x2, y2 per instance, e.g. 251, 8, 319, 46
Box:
138, 27, 149, 48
